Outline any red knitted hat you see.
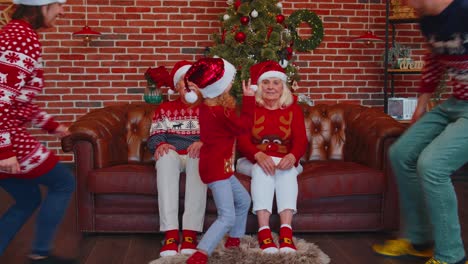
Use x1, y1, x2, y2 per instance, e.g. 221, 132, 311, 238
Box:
250, 60, 287, 91
183, 57, 236, 103
169, 60, 192, 94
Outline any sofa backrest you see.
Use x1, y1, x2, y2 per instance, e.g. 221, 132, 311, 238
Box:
303, 103, 404, 170
126, 103, 158, 164
92, 102, 400, 170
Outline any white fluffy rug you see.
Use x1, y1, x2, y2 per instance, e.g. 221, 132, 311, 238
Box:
149, 233, 330, 264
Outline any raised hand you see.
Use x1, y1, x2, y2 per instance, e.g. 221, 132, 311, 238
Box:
242, 78, 254, 97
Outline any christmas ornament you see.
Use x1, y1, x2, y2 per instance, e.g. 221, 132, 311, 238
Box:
266, 26, 273, 41
221, 29, 226, 43
240, 16, 250, 25
286, 46, 293, 60
277, 2, 283, 9
276, 14, 285, 24
250, 9, 258, 18
279, 59, 288, 68
235, 31, 246, 43
223, 14, 230, 21
234, 0, 241, 10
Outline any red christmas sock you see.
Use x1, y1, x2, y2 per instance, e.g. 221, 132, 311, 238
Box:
279, 225, 296, 253
224, 237, 241, 248
186, 251, 208, 264
181, 229, 198, 255
160, 229, 179, 257
257, 227, 278, 254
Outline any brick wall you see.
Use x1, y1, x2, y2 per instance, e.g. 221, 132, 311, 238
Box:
1, 0, 426, 160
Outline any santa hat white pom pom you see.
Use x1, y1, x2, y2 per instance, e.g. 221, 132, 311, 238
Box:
168, 89, 175, 95
185, 90, 198, 103
250, 85, 258, 92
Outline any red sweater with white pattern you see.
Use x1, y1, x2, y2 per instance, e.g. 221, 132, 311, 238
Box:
418, 0, 468, 99
0, 20, 60, 179
198, 96, 255, 184
147, 98, 200, 155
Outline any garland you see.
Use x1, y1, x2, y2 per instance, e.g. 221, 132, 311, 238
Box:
286, 10, 323, 52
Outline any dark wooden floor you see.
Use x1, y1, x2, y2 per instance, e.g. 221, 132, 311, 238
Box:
1, 180, 467, 264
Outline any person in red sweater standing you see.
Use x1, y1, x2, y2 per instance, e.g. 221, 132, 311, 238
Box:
0, 1, 76, 264
182, 57, 255, 264
236, 61, 307, 254
147, 61, 207, 257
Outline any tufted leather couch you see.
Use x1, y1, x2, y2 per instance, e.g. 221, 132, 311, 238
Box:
62, 102, 406, 233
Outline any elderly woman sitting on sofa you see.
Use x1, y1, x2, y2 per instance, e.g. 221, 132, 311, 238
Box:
237, 61, 307, 254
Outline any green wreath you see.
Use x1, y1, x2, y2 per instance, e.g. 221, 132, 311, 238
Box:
286, 9, 323, 52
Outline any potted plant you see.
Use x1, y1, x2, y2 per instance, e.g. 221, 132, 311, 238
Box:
144, 66, 170, 104
384, 42, 412, 69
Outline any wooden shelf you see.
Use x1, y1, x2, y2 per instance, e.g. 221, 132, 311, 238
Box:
388, 16, 419, 23
387, 68, 422, 74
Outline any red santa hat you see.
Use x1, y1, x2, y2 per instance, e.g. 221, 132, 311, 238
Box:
183, 57, 236, 103
249, 60, 287, 91
168, 60, 192, 95
13, 0, 66, 5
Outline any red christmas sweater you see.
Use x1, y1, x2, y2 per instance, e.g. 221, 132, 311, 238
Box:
0, 20, 60, 179
237, 102, 307, 167
198, 96, 255, 184
417, 0, 468, 99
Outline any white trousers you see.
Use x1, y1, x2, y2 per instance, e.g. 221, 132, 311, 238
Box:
156, 149, 207, 232
250, 157, 299, 215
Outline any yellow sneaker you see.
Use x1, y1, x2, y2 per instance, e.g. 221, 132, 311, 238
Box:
372, 239, 433, 258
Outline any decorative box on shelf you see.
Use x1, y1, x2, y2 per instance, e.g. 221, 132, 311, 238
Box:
388, 97, 418, 120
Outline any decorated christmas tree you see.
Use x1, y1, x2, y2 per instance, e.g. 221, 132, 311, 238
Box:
209, 0, 323, 100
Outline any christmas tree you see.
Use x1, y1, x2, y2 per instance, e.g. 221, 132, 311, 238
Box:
209, 0, 298, 99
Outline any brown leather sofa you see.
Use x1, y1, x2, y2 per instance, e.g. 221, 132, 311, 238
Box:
62, 102, 406, 233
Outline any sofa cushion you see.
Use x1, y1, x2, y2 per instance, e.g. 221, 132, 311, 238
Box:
89, 164, 157, 195
299, 161, 384, 199
235, 160, 384, 200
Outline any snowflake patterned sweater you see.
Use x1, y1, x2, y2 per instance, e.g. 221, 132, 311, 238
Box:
147, 98, 200, 155
418, 0, 468, 99
0, 20, 60, 179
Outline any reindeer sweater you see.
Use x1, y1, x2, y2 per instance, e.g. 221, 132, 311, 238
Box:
147, 98, 200, 155
237, 103, 307, 167
418, 0, 468, 99
0, 20, 60, 179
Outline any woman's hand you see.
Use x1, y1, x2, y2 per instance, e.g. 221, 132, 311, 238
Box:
0, 156, 20, 174
187, 141, 203, 158
254, 151, 276, 176
154, 144, 176, 160
242, 78, 254, 97
411, 93, 431, 124
277, 153, 296, 170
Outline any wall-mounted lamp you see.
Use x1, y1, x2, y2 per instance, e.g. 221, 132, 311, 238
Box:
73, 0, 101, 44
353, 0, 383, 45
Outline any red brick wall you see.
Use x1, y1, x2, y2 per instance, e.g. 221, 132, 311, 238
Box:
1, 0, 426, 160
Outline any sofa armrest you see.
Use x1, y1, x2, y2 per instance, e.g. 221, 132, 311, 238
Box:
344, 107, 406, 170
62, 104, 130, 169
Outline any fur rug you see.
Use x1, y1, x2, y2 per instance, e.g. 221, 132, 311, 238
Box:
149, 233, 330, 264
